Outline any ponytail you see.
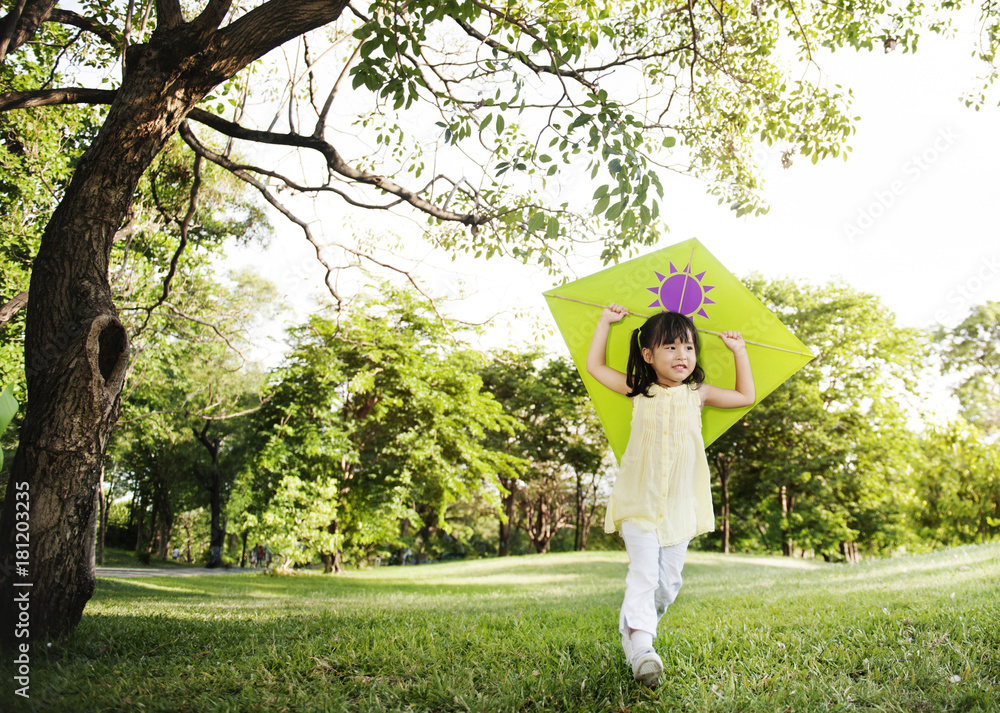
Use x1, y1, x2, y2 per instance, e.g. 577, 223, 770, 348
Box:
625, 327, 655, 396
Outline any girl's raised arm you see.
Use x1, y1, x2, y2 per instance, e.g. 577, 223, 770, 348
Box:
586, 304, 632, 396
700, 331, 756, 409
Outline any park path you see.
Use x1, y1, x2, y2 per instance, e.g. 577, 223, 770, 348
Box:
96, 566, 259, 578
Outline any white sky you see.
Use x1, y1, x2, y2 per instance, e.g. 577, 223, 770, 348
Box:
227, 25, 1000, 374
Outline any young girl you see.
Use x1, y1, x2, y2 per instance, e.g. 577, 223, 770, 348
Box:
586, 303, 755, 687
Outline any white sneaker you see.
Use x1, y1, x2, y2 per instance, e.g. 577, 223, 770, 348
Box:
631, 648, 663, 687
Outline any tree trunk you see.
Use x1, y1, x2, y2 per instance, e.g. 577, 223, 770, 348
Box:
0, 39, 209, 648
150, 469, 173, 561
498, 477, 517, 557
573, 476, 583, 551
714, 455, 732, 554
780, 485, 794, 557
323, 518, 342, 574
133, 495, 146, 554
0, 0, 353, 648
193, 425, 225, 568
97, 464, 107, 566
183, 521, 193, 563
532, 493, 552, 553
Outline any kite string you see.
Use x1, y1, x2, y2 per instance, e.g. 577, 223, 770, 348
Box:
549, 294, 815, 358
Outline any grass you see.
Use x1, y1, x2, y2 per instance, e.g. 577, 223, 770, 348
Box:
4, 543, 999, 712
98, 549, 197, 569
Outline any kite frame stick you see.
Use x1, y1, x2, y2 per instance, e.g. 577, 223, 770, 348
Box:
549, 294, 815, 358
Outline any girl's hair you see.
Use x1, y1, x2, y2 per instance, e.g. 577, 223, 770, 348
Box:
626, 311, 705, 397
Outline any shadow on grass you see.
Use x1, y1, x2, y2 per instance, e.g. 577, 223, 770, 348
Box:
93, 551, 631, 604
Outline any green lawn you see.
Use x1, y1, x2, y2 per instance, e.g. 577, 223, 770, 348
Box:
5, 543, 999, 712
96, 547, 209, 569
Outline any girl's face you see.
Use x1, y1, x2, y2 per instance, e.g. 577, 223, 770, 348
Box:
642, 332, 697, 388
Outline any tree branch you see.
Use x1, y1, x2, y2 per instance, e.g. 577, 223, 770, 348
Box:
131, 152, 203, 345
0, 291, 28, 326
0, 0, 58, 60
179, 121, 344, 307
191, 0, 233, 38
186, 108, 487, 227
47, 8, 118, 46
0, 87, 116, 112
155, 0, 185, 32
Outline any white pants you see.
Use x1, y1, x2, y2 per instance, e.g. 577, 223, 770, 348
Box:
619, 520, 689, 637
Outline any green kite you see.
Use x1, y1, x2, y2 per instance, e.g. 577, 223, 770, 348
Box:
543, 238, 814, 462
0, 384, 18, 469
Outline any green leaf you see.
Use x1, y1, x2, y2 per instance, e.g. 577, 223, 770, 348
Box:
546, 216, 560, 242
593, 194, 611, 216
527, 212, 547, 232
0, 384, 19, 469
605, 200, 625, 221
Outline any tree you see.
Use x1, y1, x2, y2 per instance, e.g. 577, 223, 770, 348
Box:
0, 0, 945, 645
108, 267, 276, 566
912, 422, 1000, 545
708, 278, 925, 560
480, 352, 608, 555
935, 302, 1000, 436
235, 287, 519, 571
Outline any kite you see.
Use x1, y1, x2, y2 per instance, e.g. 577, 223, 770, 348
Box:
0, 384, 18, 469
543, 238, 814, 463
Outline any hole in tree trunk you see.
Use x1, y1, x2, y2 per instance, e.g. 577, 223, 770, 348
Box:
98, 322, 128, 381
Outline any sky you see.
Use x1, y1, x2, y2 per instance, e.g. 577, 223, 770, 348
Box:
227, 23, 1000, 375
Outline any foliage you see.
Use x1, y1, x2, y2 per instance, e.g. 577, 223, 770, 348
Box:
10, 543, 999, 712
106, 268, 276, 561
480, 351, 611, 554
934, 301, 1000, 435
913, 422, 1000, 545
0, 384, 15, 469
709, 277, 926, 559
234, 286, 521, 568
1, 0, 932, 283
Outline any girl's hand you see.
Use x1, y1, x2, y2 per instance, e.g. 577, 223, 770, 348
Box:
718, 330, 747, 353
588, 303, 630, 395
601, 302, 628, 324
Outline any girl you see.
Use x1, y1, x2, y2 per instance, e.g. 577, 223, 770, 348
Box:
586, 303, 755, 687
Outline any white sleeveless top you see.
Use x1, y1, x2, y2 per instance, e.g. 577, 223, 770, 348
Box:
604, 383, 715, 547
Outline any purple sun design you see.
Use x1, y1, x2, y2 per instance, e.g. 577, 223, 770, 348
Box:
647, 261, 715, 318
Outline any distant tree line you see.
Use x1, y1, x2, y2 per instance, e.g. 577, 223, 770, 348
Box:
52, 281, 998, 570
